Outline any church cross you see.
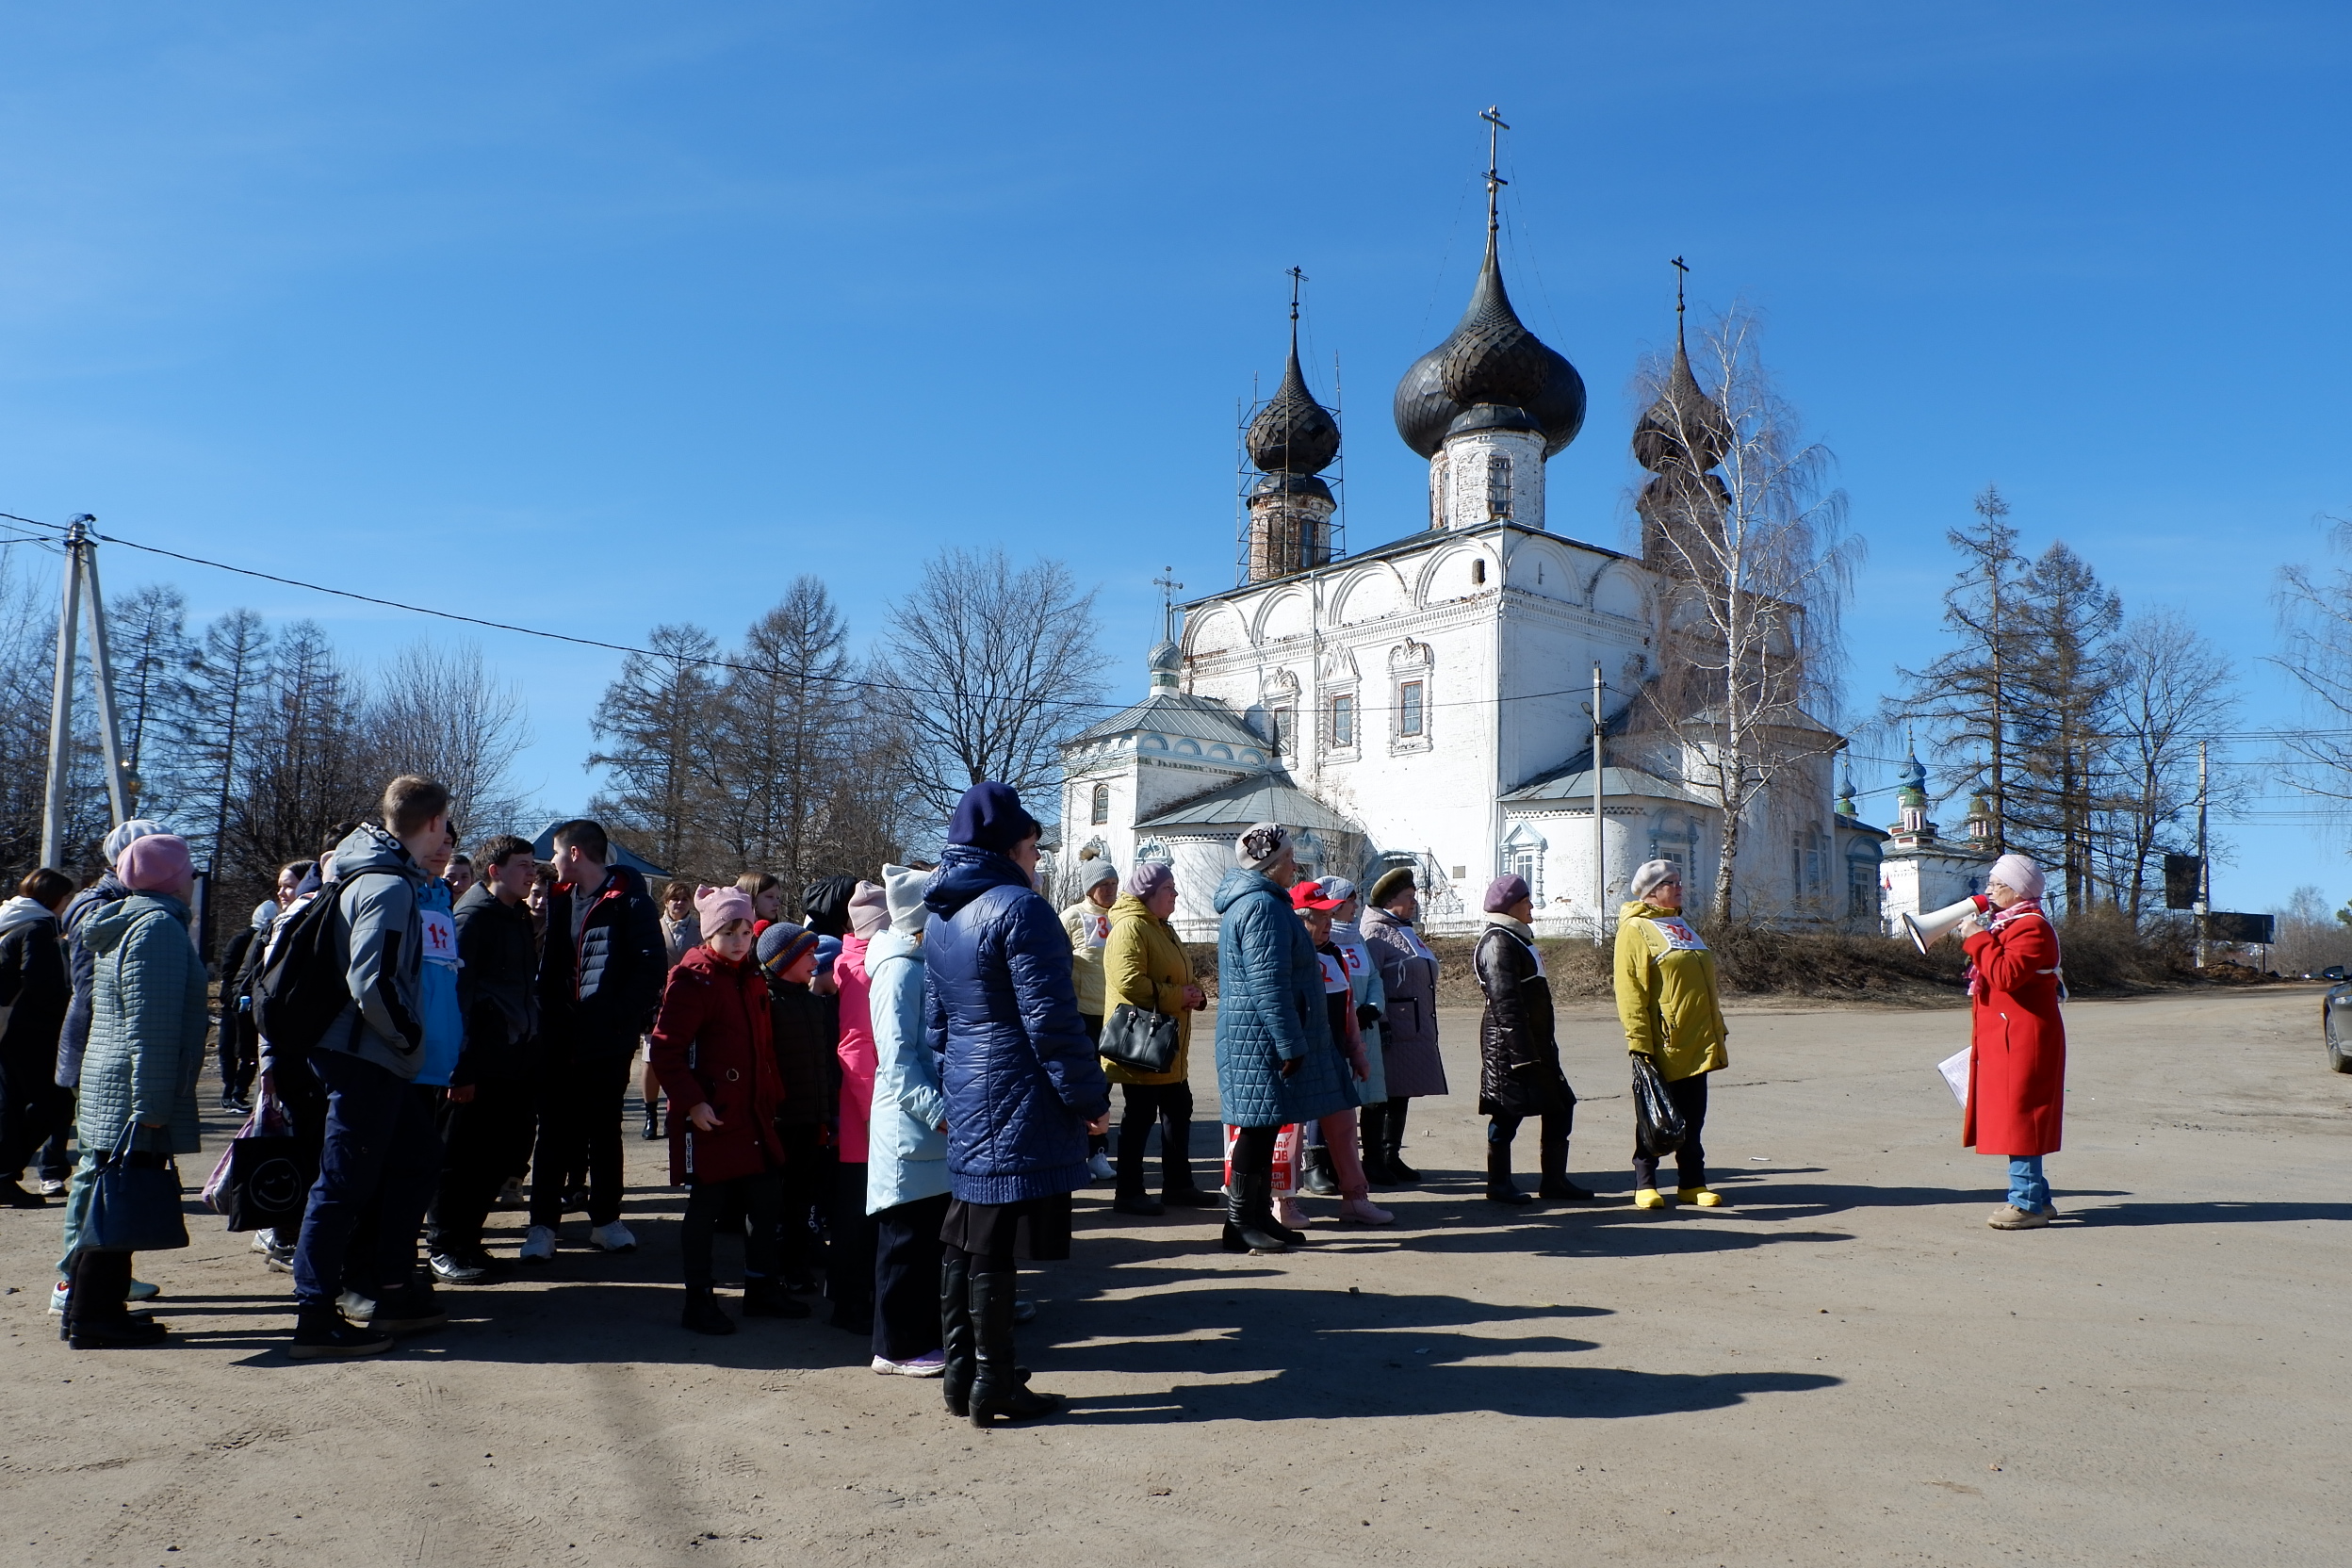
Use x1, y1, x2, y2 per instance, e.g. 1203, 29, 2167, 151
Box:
1152, 567, 1184, 642
1481, 106, 1511, 235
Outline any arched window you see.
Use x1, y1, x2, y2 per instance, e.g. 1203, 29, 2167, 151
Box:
1485, 453, 1513, 519
1089, 783, 1110, 825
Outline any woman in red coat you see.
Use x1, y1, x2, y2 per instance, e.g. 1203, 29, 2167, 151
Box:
648, 886, 809, 1332
1957, 853, 2066, 1231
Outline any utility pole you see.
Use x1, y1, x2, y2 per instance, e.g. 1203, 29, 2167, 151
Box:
1590, 662, 1606, 944
2194, 739, 2210, 970
39, 515, 133, 868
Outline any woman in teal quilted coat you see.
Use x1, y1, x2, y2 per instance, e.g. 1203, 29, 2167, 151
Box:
59, 834, 207, 1348
1212, 823, 1354, 1255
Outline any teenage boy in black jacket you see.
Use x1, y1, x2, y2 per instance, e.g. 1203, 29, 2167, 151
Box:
521, 820, 664, 1263
427, 836, 542, 1282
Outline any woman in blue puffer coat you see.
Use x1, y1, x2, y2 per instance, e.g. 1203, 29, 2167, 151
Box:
1212, 822, 1355, 1254
923, 782, 1110, 1427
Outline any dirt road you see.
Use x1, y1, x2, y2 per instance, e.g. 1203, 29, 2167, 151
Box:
3, 988, 2347, 1566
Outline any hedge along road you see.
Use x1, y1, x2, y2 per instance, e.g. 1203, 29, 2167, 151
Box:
1, 988, 2345, 1567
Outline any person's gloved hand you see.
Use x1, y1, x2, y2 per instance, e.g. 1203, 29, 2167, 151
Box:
1355, 1004, 1381, 1030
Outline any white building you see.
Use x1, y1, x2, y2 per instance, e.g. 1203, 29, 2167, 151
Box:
1061, 185, 1885, 941
1874, 747, 1996, 934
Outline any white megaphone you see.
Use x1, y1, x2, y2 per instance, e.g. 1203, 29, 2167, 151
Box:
1903, 894, 1989, 955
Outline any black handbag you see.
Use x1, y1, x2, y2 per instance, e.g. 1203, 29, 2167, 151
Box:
86, 1119, 190, 1253
214, 1114, 315, 1233
1099, 1001, 1182, 1075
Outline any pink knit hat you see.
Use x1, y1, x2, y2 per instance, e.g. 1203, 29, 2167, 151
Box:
118, 833, 195, 893
694, 884, 756, 932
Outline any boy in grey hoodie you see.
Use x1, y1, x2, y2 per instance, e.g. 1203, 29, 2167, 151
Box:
286, 776, 453, 1361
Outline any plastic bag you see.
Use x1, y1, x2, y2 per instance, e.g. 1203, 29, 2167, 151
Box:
1630, 1053, 1685, 1158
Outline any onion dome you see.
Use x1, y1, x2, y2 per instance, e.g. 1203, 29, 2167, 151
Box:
1247, 339, 1339, 477
1146, 638, 1181, 690
1632, 322, 1731, 474
1393, 232, 1586, 460
1896, 743, 1929, 807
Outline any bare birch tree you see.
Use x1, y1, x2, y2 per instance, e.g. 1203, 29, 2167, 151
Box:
368, 640, 531, 836
2273, 513, 2352, 809
2095, 608, 2236, 919
1630, 304, 1859, 923
879, 548, 1106, 828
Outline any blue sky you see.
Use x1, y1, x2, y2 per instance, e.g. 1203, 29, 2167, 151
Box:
1, 4, 2346, 909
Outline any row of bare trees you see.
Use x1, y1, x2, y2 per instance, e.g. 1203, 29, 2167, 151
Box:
0, 547, 529, 941
1890, 487, 2239, 920
584, 548, 1104, 890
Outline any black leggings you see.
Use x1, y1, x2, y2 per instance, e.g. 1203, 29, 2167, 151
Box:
1227, 1122, 1279, 1184
1631, 1071, 1709, 1190
680, 1169, 782, 1290
1115, 1080, 1197, 1189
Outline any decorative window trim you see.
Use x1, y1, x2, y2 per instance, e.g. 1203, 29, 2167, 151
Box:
1324, 687, 1361, 760
1388, 638, 1433, 755
1088, 782, 1110, 825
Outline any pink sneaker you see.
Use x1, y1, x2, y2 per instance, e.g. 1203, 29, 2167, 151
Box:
1337, 1195, 1394, 1225
1276, 1193, 1310, 1230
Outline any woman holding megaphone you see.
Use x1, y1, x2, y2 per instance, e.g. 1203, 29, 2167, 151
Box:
1952, 854, 2066, 1231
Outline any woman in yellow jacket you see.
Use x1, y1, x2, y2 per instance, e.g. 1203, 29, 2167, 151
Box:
1101, 863, 1216, 1217
1613, 859, 1729, 1210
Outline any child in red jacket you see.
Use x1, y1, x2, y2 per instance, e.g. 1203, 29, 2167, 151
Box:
649, 887, 809, 1333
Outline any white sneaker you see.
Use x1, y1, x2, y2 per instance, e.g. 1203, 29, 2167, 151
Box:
48, 1281, 67, 1315
337, 1289, 378, 1322
127, 1279, 160, 1302
871, 1350, 947, 1378
588, 1221, 637, 1253
39, 1178, 65, 1198
1086, 1152, 1116, 1182
249, 1230, 278, 1254
518, 1225, 558, 1264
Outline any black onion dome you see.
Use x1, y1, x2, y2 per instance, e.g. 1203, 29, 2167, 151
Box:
1631, 330, 1731, 473
1246, 339, 1340, 477
1393, 235, 1585, 460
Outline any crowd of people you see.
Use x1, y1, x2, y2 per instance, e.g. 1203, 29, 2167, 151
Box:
0, 772, 2068, 1421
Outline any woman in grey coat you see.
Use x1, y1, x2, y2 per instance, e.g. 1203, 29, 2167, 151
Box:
1211, 823, 1355, 1254
59, 834, 207, 1348
1359, 867, 1447, 1184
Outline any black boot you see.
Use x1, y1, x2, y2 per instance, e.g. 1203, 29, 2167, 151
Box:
640, 1105, 661, 1141
1383, 1099, 1422, 1182
743, 1276, 811, 1318
1220, 1171, 1288, 1253
1485, 1127, 1531, 1205
968, 1270, 1060, 1426
1299, 1142, 1340, 1196
1538, 1134, 1592, 1200
1357, 1102, 1393, 1185
940, 1250, 976, 1417
680, 1285, 736, 1335
1159, 1118, 1219, 1207
1112, 1113, 1164, 1216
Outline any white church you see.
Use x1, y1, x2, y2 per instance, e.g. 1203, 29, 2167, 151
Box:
1059, 174, 1889, 941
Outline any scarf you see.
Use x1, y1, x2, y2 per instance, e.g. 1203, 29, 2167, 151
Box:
1966, 897, 2063, 1000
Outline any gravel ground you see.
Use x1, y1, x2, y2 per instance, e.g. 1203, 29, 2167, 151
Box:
2, 987, 2346, 1567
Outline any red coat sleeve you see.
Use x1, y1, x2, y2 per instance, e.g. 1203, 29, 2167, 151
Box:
1962, 913, 2060, 996
647, 966, 710, 1108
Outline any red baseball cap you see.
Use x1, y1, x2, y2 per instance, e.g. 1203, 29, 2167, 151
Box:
1290, 878, 1346, 912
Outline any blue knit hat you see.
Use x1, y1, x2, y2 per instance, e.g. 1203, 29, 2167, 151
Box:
946, 781, 1039, 855
756, 918, 819, 977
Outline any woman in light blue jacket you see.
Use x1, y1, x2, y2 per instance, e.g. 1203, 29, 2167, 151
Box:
864, 863, 949, 1377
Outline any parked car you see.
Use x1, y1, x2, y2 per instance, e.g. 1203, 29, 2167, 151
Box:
2324, 978, 2352, 1073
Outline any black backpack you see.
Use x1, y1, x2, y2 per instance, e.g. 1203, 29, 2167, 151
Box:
252, 871, 396, 1066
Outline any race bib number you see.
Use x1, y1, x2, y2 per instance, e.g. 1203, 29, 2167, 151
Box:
1650, 917, 1708, 953
1341, 944, 1366, 975
1317, 953, 1349, 993
419, 908, 459, 968
1403, 928, 1436, 962
1086, 914, 1109, 949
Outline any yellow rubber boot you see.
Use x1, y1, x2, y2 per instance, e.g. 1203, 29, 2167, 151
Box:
1677, 1186, 1724, 1207
1632, 1186, 1669, 1210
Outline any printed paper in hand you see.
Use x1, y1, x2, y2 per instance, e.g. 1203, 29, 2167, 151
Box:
1936, 1047, 1970, 1105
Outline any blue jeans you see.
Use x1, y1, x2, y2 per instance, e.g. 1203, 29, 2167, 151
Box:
291, 1052, 442, 1312
2007, 1154, 2050, 1212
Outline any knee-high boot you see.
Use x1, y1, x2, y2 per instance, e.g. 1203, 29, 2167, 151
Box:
939, 1249, 975, 1417
1221, 1170, 1289, 1253
1538, 1131, 1592, 1200
1486, 1121, 1531, 1205
968, 1269, 1060, 1427
1383, 1098, 1421, 1183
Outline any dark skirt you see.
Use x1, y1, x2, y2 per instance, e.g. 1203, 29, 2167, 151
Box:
939, 1191, 1072, 1264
